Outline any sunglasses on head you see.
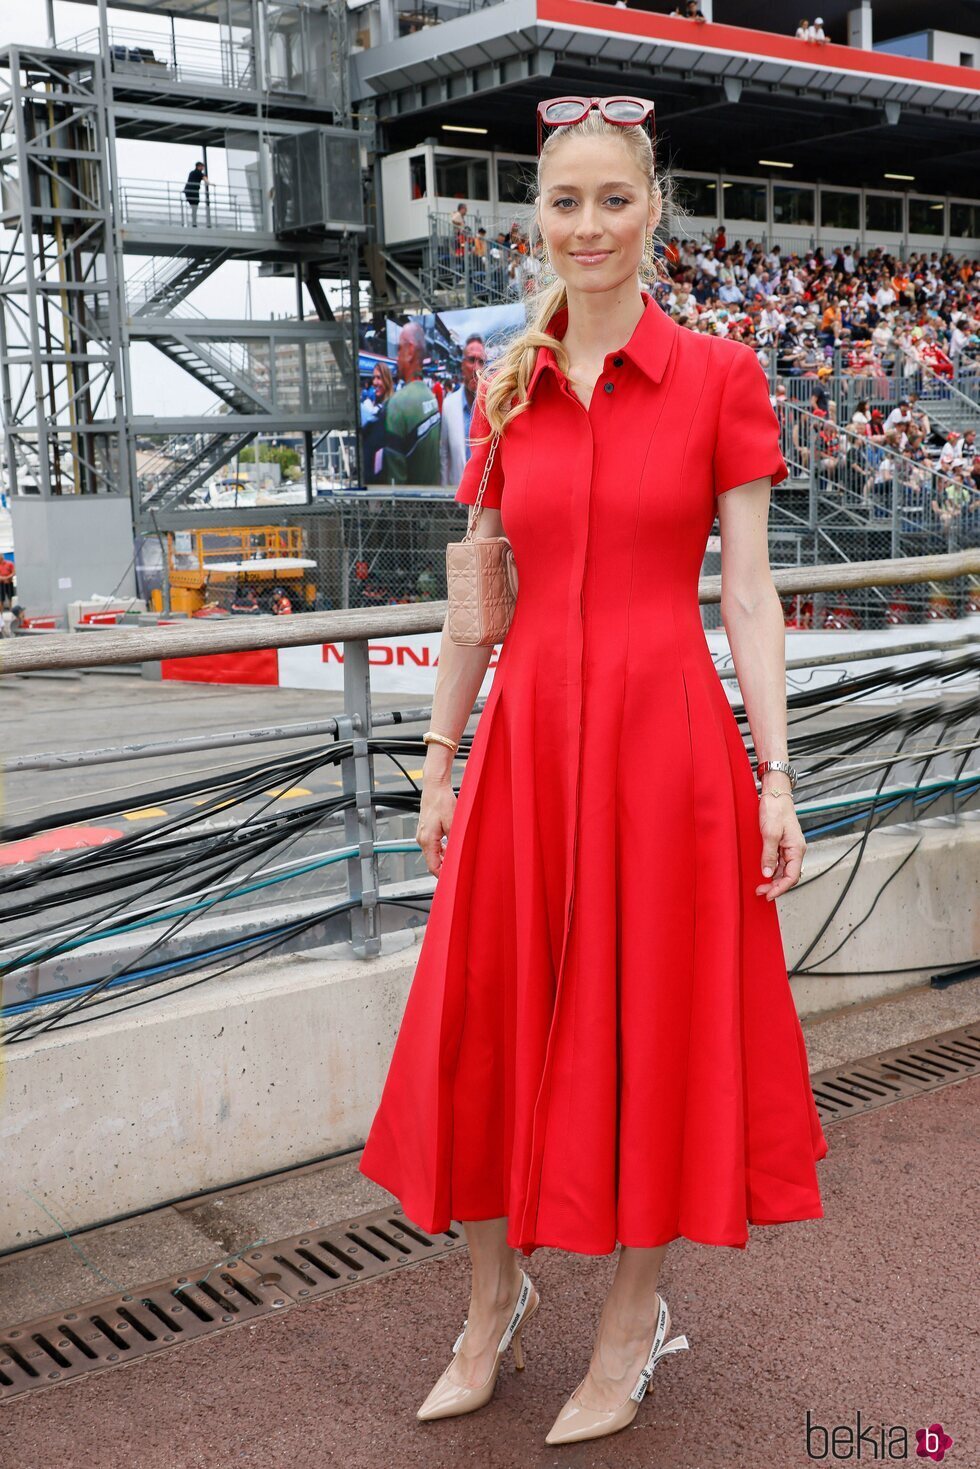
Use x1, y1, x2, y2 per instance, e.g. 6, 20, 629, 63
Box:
536, 95, 656, 155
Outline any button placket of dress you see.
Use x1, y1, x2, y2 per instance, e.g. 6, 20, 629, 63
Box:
518, 371, 601, 1251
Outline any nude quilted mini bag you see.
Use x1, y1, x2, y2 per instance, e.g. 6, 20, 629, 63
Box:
446, 430, 519, 645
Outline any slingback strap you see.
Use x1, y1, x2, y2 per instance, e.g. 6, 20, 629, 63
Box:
451, 1270, 533, 1357
628, 1296, 691, 1403
496, 1269, 532, 1355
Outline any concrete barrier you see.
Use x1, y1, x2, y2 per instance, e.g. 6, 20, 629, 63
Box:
2, 811, 978, 1251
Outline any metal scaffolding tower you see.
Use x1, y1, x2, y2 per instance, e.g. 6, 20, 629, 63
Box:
0, 0, 365, 533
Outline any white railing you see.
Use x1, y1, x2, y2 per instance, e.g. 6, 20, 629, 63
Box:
118, 178, 265, 233
62, 25, 256, 91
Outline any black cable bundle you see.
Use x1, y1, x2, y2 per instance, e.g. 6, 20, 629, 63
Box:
2, 643, 977, 1043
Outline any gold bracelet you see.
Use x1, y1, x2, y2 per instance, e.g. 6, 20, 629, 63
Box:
423, 730, 459, 753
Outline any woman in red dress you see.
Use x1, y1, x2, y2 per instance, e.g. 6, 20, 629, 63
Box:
358, 98, 827, 1445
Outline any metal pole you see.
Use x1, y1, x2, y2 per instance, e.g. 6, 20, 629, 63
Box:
97, 6, 136, 516
348, 236, 363, 487
150, 509, 172, 614
9, 60, 58, 499
338, 639, 382, 959
0, 281, 18, 497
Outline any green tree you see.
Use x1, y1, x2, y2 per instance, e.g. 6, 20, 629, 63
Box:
238, 445, 301, 471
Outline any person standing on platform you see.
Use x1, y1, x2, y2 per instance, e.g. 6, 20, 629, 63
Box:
183, 161, 210, 226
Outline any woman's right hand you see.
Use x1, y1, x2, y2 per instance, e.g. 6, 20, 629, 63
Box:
416, 775, 457, 877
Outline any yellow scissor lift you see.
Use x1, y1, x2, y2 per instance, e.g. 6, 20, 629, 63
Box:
156, 526, 318, 614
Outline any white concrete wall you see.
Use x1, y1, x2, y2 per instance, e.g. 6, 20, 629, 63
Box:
9, 496, 137, 616
2, 812, 977, 1250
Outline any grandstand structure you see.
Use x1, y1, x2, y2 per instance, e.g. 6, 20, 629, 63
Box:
0, 0, 977, 617
358, 1, 980, 304
0, 0, 364, 563
359, 0, 979, 616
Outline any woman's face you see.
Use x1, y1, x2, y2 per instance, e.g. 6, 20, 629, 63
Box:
537, 133, 657, 294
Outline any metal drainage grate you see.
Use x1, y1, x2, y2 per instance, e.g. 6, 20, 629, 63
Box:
2, 1020, 977, 1401
808, 1020, 980, 1124
0, 1212, 461, 1402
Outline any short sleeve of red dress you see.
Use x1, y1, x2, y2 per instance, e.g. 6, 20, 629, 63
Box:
453, 378, 504, 508
712, 345, 789, 498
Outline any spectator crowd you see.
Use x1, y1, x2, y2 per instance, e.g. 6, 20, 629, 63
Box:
444, 209, 979, 384
428, 218, 980, 530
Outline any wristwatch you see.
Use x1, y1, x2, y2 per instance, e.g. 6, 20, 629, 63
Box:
756, 758, 797, 789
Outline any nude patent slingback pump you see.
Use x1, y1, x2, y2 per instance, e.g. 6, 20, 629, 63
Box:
544, 1291, 689, 1445
416, 1268, 541, 1421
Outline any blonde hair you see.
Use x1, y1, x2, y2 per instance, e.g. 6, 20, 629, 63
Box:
477, 111, 690, 438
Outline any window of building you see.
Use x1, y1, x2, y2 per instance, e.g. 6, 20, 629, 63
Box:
908, 197, 945, 235
865, 193, 903, 232
820, 190, 860, 230
497, 158, 534, 206
950, 201, 980, 238
674, 175, 717, 216
772, 184, 815, 226
410, 155, 427, 200
722, 180, 767, 222
433, 154, 489, 201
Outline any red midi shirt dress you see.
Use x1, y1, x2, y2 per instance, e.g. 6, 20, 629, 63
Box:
358, 289, 829, 1258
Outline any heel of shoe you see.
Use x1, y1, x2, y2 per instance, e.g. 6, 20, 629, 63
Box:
627, 1296, 690, 1405
509, 1281, 540, 1371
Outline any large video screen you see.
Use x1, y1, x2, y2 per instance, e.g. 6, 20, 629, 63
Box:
358, 302, 526, 487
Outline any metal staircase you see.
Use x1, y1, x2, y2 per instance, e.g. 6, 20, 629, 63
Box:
139, 426, 258, 511
127, 251, 231, 319
149, 329, 272, 414
916, 378, 980, 435
373, 245, 426, 307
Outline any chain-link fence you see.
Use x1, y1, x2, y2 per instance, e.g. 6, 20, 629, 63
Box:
128, 479, 980, 634
132, 496, 470, 617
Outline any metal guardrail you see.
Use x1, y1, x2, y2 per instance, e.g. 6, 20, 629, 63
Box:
3, 553, 979, 676
118, 179, 265, 233
5, 632, 978, 777
62, 25, 256, 90
3, 554, 978, 967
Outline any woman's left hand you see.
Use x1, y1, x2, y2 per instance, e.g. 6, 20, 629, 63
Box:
755, 792, 806, 901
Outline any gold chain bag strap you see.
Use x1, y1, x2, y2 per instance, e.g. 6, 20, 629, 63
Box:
446, 428, 519, 646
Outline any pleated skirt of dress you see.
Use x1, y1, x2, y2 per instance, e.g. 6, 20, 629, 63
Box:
357, 630, 829, 1259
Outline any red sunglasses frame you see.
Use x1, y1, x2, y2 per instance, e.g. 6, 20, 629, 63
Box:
536, 95, 656, 155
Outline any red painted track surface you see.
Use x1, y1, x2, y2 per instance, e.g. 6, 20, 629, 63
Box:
1, 1079, 974, 1468
0, 826, 124, 865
